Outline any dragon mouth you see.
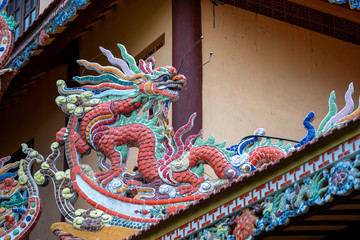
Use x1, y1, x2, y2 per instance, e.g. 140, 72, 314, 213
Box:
166, 84, 182, 93
157, 82, 184, 96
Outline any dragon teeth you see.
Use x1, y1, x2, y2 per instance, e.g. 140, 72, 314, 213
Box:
158, 83, 182, 89
168, 84, 182, 89
166, 89, 178, 95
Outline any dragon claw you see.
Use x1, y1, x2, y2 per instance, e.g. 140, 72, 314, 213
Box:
95, 166, 125, 187
177, 185, 200, 196
176, 177, 205, 196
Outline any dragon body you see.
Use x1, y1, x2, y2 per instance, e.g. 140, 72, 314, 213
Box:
227, 128, 290, 175
25, 43, 241, 229
227, 110, 317, 175
55, 45, 238, 195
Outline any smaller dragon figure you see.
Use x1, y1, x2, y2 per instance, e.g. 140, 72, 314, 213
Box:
189, 219, 236, 240
227, 128, 290, 176
227, 110, 317, 176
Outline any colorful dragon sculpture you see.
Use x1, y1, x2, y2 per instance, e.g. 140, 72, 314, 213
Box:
17, 44, 245, 230
55, 44, 239, 194
8, 42, 360, 234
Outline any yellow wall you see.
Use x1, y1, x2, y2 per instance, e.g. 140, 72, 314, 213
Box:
0, 65, 66, 240
201, 1, 360, 146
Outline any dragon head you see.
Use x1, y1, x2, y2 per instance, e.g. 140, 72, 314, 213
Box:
55, 44, 187, 123
137, 65, 186, 102
70, 44, 186, 105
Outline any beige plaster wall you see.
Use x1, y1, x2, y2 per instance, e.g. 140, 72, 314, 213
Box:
0, 65, 66, 240
201, 1, 360, 147
39, 0, 53, 14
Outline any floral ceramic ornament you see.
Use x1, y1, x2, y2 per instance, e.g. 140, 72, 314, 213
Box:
322, 156, 360, 200
0, 11, 15, 69
233, 209, 257, 240
0, 155, 42, 240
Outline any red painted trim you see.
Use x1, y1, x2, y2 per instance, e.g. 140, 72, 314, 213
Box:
172, 0, 203, 137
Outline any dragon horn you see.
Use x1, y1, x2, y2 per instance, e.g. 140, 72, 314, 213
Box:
117, 44, 142, 74
100, 46, 135, 76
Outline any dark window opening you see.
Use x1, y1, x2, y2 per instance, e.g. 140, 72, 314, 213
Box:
7, 0, 39, 40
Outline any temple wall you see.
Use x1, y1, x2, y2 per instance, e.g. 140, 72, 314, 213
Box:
201, 1, 360, 146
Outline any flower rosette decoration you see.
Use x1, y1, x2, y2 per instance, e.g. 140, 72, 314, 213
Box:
0, 153, 43, 240
233, 209, 258, 240
322, 155, 360, 202
0, 10, 16, 68
0, 177, 18, 193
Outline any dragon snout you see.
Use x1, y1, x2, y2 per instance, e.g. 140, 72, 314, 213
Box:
172, 74, 187, 86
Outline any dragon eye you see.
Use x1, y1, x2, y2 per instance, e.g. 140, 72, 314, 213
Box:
162, 76, 169, 81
